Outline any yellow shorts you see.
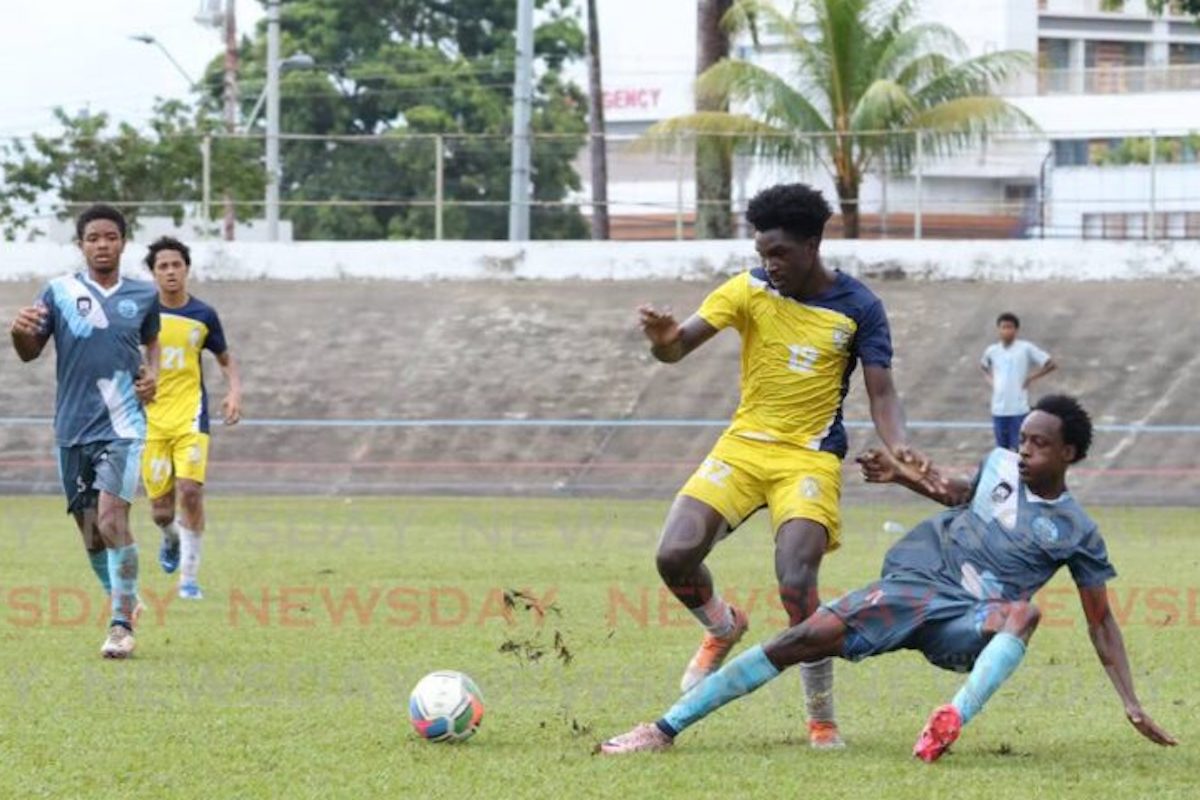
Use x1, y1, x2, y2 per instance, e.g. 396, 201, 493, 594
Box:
679, 433, 843, 551
141, 433, 210, 500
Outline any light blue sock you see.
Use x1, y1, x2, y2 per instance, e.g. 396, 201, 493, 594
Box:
658, 645, 781, 736
106, 545, 139, 627
87, 550, 112, 593
951, 632, 1026, 725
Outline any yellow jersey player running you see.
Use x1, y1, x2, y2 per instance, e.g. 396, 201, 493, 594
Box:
639, 183, 927, 748
141, 236, 242, 600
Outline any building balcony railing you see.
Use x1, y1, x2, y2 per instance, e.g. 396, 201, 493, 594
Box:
1038, 64, 1200, 94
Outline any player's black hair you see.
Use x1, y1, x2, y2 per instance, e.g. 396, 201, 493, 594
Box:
996, 312, 1020, 328
745, 183, 833, 241
144, 236, 192, 270
1034, 394, 1092, 463
75, 204, 128, 240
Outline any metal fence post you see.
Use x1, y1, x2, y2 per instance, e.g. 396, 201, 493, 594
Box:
675, 132, 685, 241
434, 134, 445, 241
914, 130, 923, 240
201, 134, 212, 235
1148, 129, 1157, 241
880, 132, 889, 239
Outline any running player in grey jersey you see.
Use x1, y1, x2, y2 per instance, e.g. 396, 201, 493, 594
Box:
9, 204, 160, 659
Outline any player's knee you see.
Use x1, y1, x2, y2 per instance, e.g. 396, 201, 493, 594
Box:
178, 482, 203, 514
777, 569, 820, 622
150, 504, 175, 527
999, 600, 1041, 637
95, 509, 125, 543
655, 542, 702, 582
1016, 601, 1042, 634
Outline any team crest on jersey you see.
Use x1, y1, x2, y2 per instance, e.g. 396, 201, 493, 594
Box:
118, 299, 138, 319
831, 324, 852, 351
189, 327, 203, 348
1032, 516, 1060, 544
76, 296, 93, 316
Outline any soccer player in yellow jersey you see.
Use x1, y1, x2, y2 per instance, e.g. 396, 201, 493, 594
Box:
639, 184, 927, 749
141, 236, 242, 600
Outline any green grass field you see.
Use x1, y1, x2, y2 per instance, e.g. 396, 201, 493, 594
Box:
1, 496, 1195, 798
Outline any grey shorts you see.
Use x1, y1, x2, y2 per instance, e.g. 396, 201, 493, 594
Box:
826, 573, 999, 673
57, 440, 144, 513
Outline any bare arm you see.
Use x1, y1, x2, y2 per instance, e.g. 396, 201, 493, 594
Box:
862, 363, 931, 474
1078, 585, 1177, 746
216, 350, 243, 425
10, 304, 49, 362
638, 305, 719, 363
136, 337, 160, 405
1023, 357, 1057, 389
857, 448, 972, 506
980, 363, 993, 388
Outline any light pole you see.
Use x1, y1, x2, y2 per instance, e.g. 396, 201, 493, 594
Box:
508, 0, 534, 241
242, 54, 314, 132
130, 34, 198, 89
265, 0, 282, 240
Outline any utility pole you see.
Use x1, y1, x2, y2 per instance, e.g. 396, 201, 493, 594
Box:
586, 0, 609, 240
222, 0, 238, 240
265, 0, 281, 241
508, 0, 534, 241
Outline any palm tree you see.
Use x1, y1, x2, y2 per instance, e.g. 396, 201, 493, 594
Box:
654, 0, 1034, 238
696, 0, 734, 239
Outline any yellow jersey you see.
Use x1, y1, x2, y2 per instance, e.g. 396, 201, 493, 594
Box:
696, 269, 893, 456
146, 296, 228, 440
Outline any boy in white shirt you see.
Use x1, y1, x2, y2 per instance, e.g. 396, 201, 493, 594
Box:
981, 312, 1057, 450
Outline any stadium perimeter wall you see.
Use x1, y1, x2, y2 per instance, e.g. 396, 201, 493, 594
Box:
1, 265, 1196, 505
0, 239, 1198, 282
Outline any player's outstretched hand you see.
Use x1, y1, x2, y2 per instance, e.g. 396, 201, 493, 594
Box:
856, 448, 897, 483
134, 365, 157, 405
222, 391, 242, 425
10, 303, 48, 337
638, 304, 680, 348
1126, 706, 1178, 746
892, 444, 931, 476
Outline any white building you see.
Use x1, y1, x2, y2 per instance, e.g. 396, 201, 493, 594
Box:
581, 0, 1200, 239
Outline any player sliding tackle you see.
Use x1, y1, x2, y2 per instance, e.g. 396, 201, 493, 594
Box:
600, 395, 1177, 761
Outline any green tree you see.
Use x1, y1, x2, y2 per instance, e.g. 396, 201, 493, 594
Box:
652, 0, 1033, 237
0, 100, 262, 240
1116, 0, 1200, 13
227, 0, 588, 240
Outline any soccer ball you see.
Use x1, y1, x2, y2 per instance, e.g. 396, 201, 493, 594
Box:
408, 670, 485, 743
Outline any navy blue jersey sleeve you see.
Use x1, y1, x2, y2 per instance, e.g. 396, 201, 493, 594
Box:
1067, 526, 1118, 588
141, 296, 161, 344
203, 308, 228, 355
852, 298, 893, 368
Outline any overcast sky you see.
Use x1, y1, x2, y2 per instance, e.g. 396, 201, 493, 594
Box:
0, 1, 265, 138
0, 1, 700, 139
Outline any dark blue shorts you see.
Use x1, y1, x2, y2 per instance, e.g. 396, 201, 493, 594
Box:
825, 574, 999, 673
992, 414, 1025, 451
57, 440, 144, 514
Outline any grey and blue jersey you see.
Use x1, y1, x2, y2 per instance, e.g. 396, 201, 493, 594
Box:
883, 448, 1116, 599
38, 272, 161, 446
828, 448, 1115, 671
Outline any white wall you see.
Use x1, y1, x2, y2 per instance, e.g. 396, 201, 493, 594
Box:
1049, 162, 1200, 232
2, 239, 1196, 283
1014, 93, 1200, 135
